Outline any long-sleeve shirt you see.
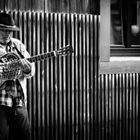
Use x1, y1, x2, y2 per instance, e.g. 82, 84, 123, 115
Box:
0, 37, 35, 107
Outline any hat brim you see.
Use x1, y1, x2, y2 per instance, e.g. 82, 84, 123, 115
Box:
0, 24, 20, 31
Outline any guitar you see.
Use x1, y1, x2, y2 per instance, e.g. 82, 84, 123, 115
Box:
0, 45, 73, 87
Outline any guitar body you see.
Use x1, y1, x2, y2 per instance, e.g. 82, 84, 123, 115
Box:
0, 52, 19, 62
0, 53, 21, 88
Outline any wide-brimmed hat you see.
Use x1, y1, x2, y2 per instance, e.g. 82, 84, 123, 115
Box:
0, 12, 20, 31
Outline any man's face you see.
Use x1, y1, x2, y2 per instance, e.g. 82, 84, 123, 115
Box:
0, 29, 13, 44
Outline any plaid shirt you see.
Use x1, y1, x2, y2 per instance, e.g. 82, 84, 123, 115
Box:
0, 80, 24, 107
0, 38, 35, 107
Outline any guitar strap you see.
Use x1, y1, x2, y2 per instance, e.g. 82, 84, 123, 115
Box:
13, 42, 25, 59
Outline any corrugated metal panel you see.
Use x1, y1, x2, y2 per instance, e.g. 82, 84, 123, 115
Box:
8, 11, 99, 140
98, 73, 139, 140
4, 11, 139, 140
0, 0, 99, 14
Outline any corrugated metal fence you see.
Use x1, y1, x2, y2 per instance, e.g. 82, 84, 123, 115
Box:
98, 73, 139, 140
9, 11, 99, 140
5, 11, 139, 140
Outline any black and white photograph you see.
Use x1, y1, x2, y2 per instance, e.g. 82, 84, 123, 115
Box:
0, 0, 139, 140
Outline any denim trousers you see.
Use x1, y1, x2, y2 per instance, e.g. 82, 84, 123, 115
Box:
0, 105, 31, 140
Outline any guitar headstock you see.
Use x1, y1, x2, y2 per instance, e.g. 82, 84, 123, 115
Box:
57, 45, 74, 56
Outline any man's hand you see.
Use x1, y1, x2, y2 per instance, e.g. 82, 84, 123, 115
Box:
18, 59, 32, 74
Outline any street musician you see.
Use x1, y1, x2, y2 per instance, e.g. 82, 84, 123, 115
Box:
0, 12, 35, 140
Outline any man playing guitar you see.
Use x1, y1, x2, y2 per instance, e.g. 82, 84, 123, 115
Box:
0, 12, 35, 140
0, 10, 73, 140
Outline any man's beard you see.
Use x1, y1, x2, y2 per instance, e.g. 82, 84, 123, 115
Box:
0, 36, 11, 44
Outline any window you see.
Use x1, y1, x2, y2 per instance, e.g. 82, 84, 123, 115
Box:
99, 0, 140, 74
111, 0, 140, 56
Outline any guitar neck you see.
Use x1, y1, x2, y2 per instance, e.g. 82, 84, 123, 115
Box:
27, 51, 57, 62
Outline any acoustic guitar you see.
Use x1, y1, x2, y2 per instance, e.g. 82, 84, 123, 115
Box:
0, 45, 73, 87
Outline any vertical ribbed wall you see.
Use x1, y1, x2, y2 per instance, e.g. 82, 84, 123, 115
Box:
9, 11, 99, 140
98, 73, 139, 140
5, 11, 139, 140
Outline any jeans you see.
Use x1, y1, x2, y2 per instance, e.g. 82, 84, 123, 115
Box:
0, 105, 31, 140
